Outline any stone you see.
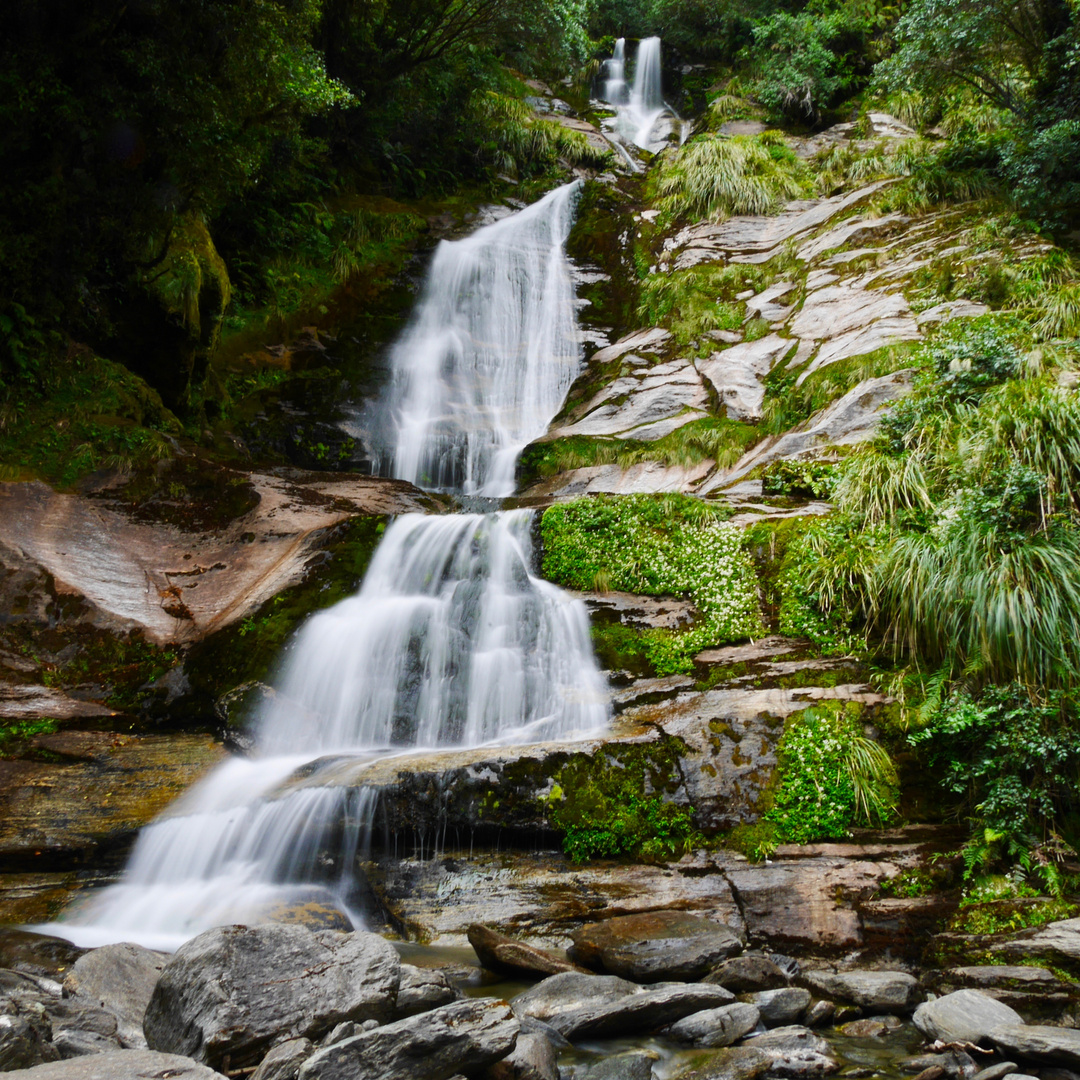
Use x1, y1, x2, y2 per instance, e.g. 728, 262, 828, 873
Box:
696, 335, 794, 421
992, 919, 1080, 967
747, 988, 811, 1027
47, 999, 122, 1057
743, 1026, 841, 1077
143, 924, 400, 1070
468, 925, 581, 980
587, 1051, 655, 1080
297, 998, 519, 1080
484, 1030, 558, 1080
991, 1026, 1080, 1068
0, 1006, 61, 1071
511, 971, 737, 1039
674, 1046, 773, 1080
667, 1002, 761, 1047
569, 911, 743, 983
252, 1038, 315, 1080
970, 1064, 1018, 1080
837, 1016, 902, 1037
913, 990, 1023, 1045
0, 930, 85, 981
51, 1028, 123, 1058
394, 964, 459, 1019
804, 1001, 835, 1028
10, 1049, 227, 1078
62, 941, 167, 1049
708, 954, 791, 993
799, 971, 920, 1013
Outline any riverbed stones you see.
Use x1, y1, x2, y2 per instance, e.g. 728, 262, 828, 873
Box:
511, 971, 737, 1039
798, 971, 920, 1014
62, 941, 166, 1049
991, 1026, 1080, 1068
675, 1046, 773, 1080
143, 924, 400, 1070
569, 911, 743, 982
746, 988, 812, 1027
743, 1025, 841, 1077
913, 990, 1023, 1045
666, 1002, 761, 1047
468, 924, 582, 979
297, 998, 519, 1080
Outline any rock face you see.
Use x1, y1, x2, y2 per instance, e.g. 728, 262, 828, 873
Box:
11, 1049, 228, 1079
569, 912, 743, 982
511, 972, 737, 1039
143, 925, 400, 1069
913, 990, 1024, 1045
62, 941, 166, 1049
799, 970, 920, 1013
468, 925, 582, 979
297, 998, 519, 1080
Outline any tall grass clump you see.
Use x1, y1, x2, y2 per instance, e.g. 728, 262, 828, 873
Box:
658, 133, 807, 222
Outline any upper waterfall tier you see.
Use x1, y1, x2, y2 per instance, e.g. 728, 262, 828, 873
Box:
378, 180, 584, 497
259, 509, 610, 754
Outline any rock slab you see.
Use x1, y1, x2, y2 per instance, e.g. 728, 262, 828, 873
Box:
143, 924, 400, 1069
799, 970, 919, 1013
11, 1049, 227, 1078
468, 924, 581, 979
991, 1025, 1080, 1068
913, 990, 1023, 1045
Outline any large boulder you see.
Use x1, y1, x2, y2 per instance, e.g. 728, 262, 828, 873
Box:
297, 998, 519, 1080
991, 1026, 1080, 1068
666, 1002, 761, 1047
11, 1049, 226, 1078
468, 925, 582, 980
799, 971, 920, 1014
143, 925, 400, 1070
62, 941, 166, 1049
673, 1046, 772, 1080
707, 954, 791, 994
484, 1030, 558, 1080
569, 912, 743, 983
747, 988, 812, 1028
250, 1038, 314, 1080
913, 990, 1024, 1045
511, 972, 736, 1040
394, 965, 459, 1019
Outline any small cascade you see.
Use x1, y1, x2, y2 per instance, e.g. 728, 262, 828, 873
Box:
623, 36, 665, 148
602, 37, 628, 105
371, 181, 583, 497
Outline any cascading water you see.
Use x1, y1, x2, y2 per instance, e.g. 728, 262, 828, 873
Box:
45, 181, 610, 951
622, 36, 665, 148
372, 181, 583, 497
602, 37, 628, 105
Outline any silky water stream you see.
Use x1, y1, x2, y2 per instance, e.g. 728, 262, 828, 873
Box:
46, 180, 610, 951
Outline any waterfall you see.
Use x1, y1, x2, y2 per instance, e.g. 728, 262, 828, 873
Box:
45, 183, 610, 951
602, 38, 628, 105
375, 181, 583, 497
622, 36, 665, 148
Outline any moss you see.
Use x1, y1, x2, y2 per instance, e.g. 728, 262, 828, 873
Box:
742, 516, 806, 630
724, 820, 781, 861
947, 898, 1079, 936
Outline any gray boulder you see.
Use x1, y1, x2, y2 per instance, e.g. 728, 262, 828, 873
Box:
251, 1038, 315, 1080
62, 942, 166, 1049
743, 1025, 841, 1076
747, 989, 811, 1028
394, 965, 459, 1019
673, 1047, 772, 1080
512, 971, 737, 1039
484, 1030, 558, 1080
991, 1025, 1080, 1068
10, 1049, 226, 1078
468, 925, 581, 980
708, 955, 790, 994
569, 912, 742, 983
297, 998, 519, 1080
0, 1004, 61, 1071
913, 991, 1023, 1045
48, 999, 122, 1058
587, 1050, 656, 1080
799, 971, 920, 1014
667, 1002, 761, 1048
144, 925, 400, 1070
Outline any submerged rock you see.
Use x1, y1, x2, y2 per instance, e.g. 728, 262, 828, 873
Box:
297, 998, 519, 1080
569, 911, 743, 983
143, 924, 400, 1069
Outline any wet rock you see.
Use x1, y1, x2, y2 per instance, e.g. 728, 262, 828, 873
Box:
48, 999, 122, 1057
468, 924, 582, 979
743, 1025, 841, 1077
991, 920, 1080, 969
666, 1002, 761, 1047
586, 1050, 655, 1080
483, 1030, 558, 1080
991, 1026, 1080, 1068
799, 971, 920, 1014
62, 941, 166, 1049
837, 1016, 902, 1037
569, 911, 743, 983
696, 335, 794, 422
246, 894, 355, 933
511, 971, 736, 1039
144, 924, 400, 1070
746, 988, 811, 1027
708, 954, 791, 993
0, 1004, 61, 1070
394, 964, 459, 1018
913, 990, 1023, 1045
674, 1046, 773, 1080
11, 1049, 227, 1078
0, 929, 85, 981
969, 1063, 1018, 1080
297, 998, 518, 1080
251, 1038, 315, 1080
804, 1001, 835, 1028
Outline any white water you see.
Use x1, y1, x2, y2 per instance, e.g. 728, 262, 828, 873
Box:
45, 184, 610, 951
602, 37, 628, 105
622, 37, 665, 149
376, 181, 583, 497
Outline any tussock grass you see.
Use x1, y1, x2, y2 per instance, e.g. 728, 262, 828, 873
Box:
833, 446, 935, 524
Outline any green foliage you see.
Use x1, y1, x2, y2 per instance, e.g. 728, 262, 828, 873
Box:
545, 741, 703, 863
541, 494, 764, 674
766, 702, 898, 843
725, 820, 781, 861
949, 897, 1077, 935
0, 718, 58, 758
762, 459, 836, 498
657, 134, 808, 223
